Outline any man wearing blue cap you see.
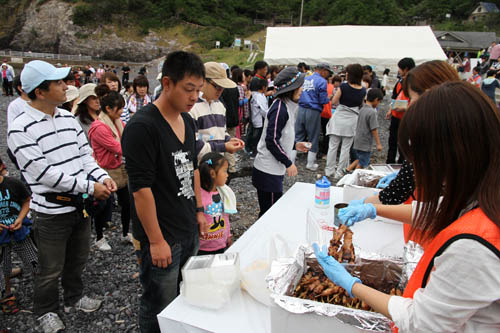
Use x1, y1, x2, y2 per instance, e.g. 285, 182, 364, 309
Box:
7, 60, 117, 333
292, 63, 332, 170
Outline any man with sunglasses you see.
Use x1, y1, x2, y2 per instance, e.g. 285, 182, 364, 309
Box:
189, 62, 245, 161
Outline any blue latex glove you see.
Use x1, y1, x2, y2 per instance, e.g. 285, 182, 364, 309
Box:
348, 197, 365, 206
313, 243, 361, 297
376, 171, 399, 189
338, 203, 376, 226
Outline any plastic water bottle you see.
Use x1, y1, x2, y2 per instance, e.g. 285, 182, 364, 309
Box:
314, 176, 331, 208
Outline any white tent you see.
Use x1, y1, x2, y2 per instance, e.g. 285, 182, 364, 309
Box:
264, 25, 447, 69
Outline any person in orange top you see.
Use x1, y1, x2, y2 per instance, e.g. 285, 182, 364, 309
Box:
385, 58, 415, 164
314, 81, 500, 332
467, 66, 482, 88
319, 76, 334, 156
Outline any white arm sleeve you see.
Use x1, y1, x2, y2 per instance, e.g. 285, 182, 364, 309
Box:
389, 239, 500, 333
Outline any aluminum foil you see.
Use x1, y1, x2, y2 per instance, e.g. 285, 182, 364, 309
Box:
400, 240, 424, 290
266, 245, 402, 332
356, 170, 385, 188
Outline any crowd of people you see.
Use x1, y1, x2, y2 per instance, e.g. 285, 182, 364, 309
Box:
0, 48, 499, 333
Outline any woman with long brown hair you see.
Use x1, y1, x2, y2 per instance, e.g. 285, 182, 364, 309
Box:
74, 83, 100, 140
349, 61, 461, 212
315, 81, 500, 332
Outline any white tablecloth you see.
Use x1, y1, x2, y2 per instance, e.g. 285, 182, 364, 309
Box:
158, 182, 404, 333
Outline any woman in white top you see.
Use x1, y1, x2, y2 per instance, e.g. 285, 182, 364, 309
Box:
381, 68, 390, 95
314, 81, 500, 333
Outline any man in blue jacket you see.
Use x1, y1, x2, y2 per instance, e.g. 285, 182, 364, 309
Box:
293, 63, 332, 170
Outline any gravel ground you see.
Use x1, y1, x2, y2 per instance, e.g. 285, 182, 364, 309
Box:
0, 88, 391, 332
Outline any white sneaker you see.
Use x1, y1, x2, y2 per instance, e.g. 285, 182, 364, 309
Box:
95, 237, 111, 251
37, 312, 65, 333
306, 163, 319, 171
122, 233, 134, 245
64, 295, 102, 313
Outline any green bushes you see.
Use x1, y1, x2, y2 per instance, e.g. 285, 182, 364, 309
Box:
72, 3, 93, 26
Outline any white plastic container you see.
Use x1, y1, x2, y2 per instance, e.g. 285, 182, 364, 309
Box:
306, 208, 334, 248
180, 252, 240, 310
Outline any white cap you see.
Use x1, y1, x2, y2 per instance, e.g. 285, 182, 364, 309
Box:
21, 60, 70, 93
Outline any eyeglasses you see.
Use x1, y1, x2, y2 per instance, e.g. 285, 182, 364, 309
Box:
207, 79, 224, 92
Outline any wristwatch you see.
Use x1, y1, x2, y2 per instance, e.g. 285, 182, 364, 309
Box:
196, 207, 204, 213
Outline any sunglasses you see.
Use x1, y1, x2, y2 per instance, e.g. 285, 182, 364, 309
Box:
207, 79, 224, 92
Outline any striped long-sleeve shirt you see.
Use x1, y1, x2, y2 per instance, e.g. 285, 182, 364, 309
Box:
189, 94, 229, 160
7, 103, 109, 214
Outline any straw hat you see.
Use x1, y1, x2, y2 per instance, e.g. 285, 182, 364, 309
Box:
65, 85, 79, 103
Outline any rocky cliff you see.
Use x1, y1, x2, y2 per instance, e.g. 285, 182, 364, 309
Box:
0, 0, 181, 61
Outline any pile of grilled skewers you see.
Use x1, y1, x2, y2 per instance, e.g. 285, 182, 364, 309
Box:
293, 225, 402, 310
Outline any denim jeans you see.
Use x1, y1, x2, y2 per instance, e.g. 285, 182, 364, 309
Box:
138, 233, 199, 333
32, 210, 91, 316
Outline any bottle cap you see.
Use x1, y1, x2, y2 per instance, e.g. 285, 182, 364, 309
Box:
315, 176, 331, 188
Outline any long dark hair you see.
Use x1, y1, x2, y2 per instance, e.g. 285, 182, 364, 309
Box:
199, 153, 227, 191
399, 81, 500, 241
75, 99, 98, 125
232, 68, 244, 84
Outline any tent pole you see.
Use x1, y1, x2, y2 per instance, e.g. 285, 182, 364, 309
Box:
299, 0, 304, 26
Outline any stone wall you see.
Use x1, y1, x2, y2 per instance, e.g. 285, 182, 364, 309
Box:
4, 0, 179, 62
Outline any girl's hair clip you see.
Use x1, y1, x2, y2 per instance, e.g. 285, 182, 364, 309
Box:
206, 159, 213, 165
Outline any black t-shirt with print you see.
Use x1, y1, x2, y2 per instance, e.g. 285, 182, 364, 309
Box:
0, 177, 30, 227
122, 104, 198, 244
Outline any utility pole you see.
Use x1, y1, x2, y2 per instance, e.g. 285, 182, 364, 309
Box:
299, 0, 304, 26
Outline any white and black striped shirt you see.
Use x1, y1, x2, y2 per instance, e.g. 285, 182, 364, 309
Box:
7, 103, 109, 214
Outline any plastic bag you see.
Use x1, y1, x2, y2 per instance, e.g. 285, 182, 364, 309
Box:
241, 234, 291, 306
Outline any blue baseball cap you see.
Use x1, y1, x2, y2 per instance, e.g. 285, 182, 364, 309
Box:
21, 60, 71, 93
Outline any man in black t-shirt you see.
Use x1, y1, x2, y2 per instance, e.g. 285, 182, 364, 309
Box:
83, 65, 92, 84
121, 62, 130, 85
122, 51, 208, 333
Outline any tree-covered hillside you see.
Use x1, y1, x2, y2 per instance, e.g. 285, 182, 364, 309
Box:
66, 0, 500, 47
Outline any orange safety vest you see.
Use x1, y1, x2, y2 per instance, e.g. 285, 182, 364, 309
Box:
391, 81, 410, 119
392, 208, 500, 332
468, 74, 481, 89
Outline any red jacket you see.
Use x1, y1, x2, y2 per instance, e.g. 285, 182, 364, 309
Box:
88, 119, 124, 169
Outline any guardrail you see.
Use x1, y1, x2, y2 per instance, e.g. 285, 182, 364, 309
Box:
0, 50, 92, 61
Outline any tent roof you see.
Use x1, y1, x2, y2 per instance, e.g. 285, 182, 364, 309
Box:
264, 25, 447, 68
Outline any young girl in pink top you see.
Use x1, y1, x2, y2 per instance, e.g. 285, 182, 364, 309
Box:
198, 153, 235, 255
